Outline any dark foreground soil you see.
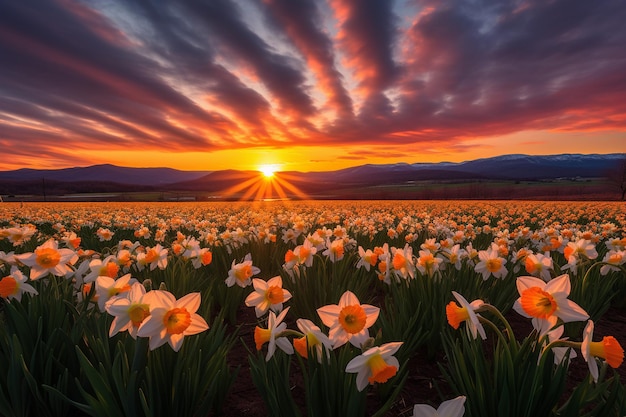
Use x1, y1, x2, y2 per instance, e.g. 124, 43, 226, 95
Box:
219, 305, 626, 417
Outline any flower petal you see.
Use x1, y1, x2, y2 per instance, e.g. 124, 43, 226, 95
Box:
545, 273, 571, 295
556, 298, 589, 323
252, 278, 268, 291
317, 304, 341, 327
338, 290, 359, 307
176, 292, 201, 313
244, 291, 265, 306
169, 333, 185, 352
516, 276, 545, 294
411, 404, 438, 417
437, 396, 466, 417
184, 313, 209, 335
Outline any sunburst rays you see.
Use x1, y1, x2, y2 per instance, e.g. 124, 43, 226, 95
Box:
218, 170, 309, 201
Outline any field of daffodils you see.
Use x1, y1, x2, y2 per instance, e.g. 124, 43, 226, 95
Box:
0, 200, 625, 417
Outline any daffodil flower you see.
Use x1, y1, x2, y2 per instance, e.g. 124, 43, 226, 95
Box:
322, 238, 344, 262
225, 253, 260, 288
523, 252, 553, 282
356, 246, 377, 272
294, 239, 316, 267
581, 320, 624, 383
293, 318, 332, 361
391, 244, 415, 280
345, 342, 402, 391
440, 244, 465, 271
541, 319, 577, 365
317, 290, 379, 349
254, 307, 294, 361
513, 274, 589, 323
474, 243, 507, 280
561, 239, 598, 275
105, 282, 150, 338
96, 227, 114, 242
83, 255, 120, 283
61, 231, 81, 250
283, 249, 298, 271
191, 247, 213, 269
412, 395, 466, 417
94, 273, 136, 312
446, 291, 486, 340
564, 238, 598, 261
0, 250, 16, 269
15, 238, 76, 280
4, 225, 37, 246
416, 249, 442, 278
600, 250, 625, 275
245, 275, 292, 318
136, 244, 168, 271
137, 290, 209, 352
0, 267, 38, 301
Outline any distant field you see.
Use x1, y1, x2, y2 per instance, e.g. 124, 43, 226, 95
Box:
1, 178, 620, 201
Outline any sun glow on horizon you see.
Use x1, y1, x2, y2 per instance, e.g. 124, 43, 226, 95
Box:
259, 164, 280, 178
217, 164, 307, 201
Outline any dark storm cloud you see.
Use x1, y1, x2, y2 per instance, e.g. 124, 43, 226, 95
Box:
0, 0, 625, 168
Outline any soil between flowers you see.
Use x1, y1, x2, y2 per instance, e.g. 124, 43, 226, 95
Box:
219, 305, 626, 417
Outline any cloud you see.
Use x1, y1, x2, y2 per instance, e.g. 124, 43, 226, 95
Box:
0, 0, 625, 169
260, 0, 354, 119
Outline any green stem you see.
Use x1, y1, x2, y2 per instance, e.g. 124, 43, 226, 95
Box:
276, 329, 305, 339
479, 304, 516, 345
581, 261, 626, 293
131, 336, 149, 374
538, 339, 580, 364
478, 316, 508, 347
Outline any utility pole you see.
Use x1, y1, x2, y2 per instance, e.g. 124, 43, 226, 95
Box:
42, 177, 47, 202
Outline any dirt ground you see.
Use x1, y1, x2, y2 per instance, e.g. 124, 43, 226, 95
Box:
218, 305, 626, 417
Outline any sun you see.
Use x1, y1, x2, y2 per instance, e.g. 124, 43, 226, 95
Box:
259, 164, 280, 178
219, 163, 308, 201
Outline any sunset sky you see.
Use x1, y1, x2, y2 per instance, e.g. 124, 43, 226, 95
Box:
1, 0, 625, 173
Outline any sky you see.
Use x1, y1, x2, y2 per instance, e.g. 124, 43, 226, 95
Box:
1, 0, 625, 173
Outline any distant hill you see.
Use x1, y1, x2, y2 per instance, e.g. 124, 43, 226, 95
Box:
0, 153, 624, 200
0, 164, 208, 185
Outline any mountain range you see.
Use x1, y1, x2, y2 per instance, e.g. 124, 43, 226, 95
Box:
0, 153, 624, 200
